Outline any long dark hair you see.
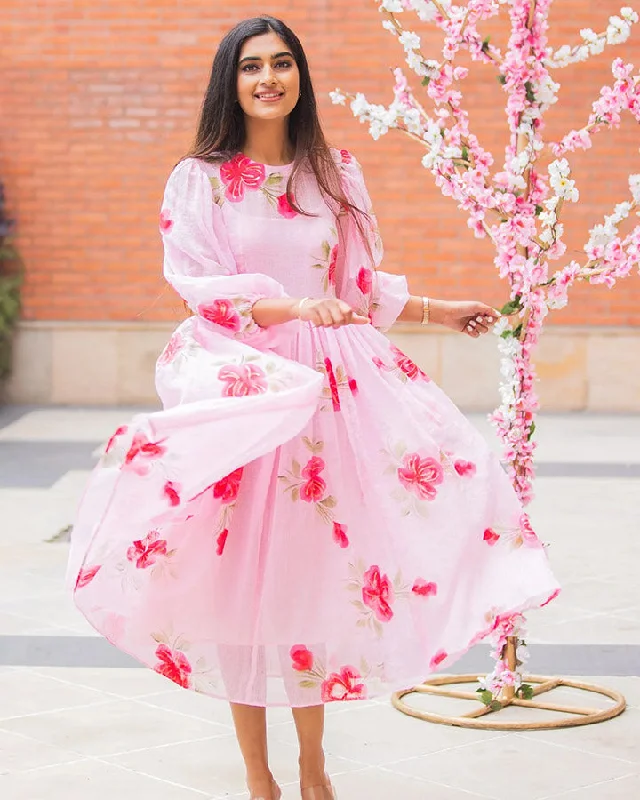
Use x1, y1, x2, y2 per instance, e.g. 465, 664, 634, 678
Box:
185, 16, 370, 234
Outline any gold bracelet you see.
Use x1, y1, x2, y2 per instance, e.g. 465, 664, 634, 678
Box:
421, 296, 430, 325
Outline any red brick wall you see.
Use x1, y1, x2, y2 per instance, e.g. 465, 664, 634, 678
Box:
1, 0, 638, 325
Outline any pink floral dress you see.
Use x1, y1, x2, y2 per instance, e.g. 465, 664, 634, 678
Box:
67, 149, 559, 706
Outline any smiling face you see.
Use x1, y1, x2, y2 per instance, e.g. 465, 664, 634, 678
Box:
236, 31, 301, 121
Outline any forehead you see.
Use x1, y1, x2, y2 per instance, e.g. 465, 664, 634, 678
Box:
238, 31, 291, 60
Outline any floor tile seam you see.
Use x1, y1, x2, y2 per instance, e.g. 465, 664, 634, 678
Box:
376, 765, 499, 799
102, 732, 238, 759
16, 665, 164, 705
88, 754, 213, 795
378, 732, 509, 766
535, 771, 639, 800
1, 756, 90, 778
511, 731, 640, 766
0, 697, 115, 724
131, 696, 237, 730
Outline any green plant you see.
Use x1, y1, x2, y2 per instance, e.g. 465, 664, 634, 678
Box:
0, 181, 22, 380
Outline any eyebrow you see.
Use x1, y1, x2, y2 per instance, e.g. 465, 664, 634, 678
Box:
238, 51, 294, 65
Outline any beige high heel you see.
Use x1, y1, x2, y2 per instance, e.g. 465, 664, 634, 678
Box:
300, 776, 336, 799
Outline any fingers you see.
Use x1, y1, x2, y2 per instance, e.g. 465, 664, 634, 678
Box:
305, 299, 366, 328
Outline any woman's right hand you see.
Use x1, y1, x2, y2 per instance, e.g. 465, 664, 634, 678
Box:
297, 298, 369, 328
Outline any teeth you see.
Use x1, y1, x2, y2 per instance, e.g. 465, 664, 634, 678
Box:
257, 93, 282, 99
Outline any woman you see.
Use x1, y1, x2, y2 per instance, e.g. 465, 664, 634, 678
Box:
68, 15, 559, 800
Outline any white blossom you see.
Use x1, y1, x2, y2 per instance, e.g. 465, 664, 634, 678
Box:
580, 28, 599, 44
606, 15, 632, 44
629, 174, 640, 203
379, 0, 404, 12
406, 50, 429, 76
399, 31, 421, 53
621, 6, 639, 23
381, 19, 398, 35
350, 93, 370, 119
329, 90, 346, 106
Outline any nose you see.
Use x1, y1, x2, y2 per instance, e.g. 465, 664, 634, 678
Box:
259, 64, 277, 84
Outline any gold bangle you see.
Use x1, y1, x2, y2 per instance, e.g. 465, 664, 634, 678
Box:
421, 296, 430, 325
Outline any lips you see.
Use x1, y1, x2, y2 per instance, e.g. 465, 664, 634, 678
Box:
255, 91, 284, 102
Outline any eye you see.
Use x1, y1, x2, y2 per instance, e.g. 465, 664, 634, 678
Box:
241, 64, 259, 72
275, 60, 293, 69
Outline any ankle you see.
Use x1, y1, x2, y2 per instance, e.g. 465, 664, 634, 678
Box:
299, 753, 326, 787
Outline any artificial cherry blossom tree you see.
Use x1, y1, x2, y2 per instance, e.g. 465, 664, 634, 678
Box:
332, 0, 640, 706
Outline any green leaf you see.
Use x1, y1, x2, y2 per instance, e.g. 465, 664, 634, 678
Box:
299, 680, 317, 689
481, 35, 491, 53
266, 173, 283, 186
292, 486, 300, 502
518, 684, 535, 700
421, 76, 431, 86
512, 323, 523, 338
461, 146, 469, 161
535, 204, 544, 216
497, 74, 507, 85
499, 295, 523, 316
527, 421, 536, 441
500, 329, 513, 340
477, 689, 494, 706
525, 81, 536, 104
321, 495, 337, 509
322, 240, 331, 259
292, 458, 301, 477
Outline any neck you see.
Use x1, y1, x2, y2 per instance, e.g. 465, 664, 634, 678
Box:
242, 116, 294, 165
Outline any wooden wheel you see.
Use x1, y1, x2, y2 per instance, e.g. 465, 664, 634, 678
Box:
392, 674, 626, 731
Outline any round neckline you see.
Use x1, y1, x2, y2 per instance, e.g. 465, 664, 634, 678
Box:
239, 153, 294, 170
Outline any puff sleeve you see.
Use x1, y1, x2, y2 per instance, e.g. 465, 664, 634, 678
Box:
160, 158, 292, 346
334, 154, 410, 331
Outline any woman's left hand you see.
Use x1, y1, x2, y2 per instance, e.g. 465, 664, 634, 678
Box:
438, 300, 501, 338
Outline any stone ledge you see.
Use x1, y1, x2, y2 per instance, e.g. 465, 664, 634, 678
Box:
4, 321, 640, 411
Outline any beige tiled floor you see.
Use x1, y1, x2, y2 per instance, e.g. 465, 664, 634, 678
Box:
1, 410, 640, 798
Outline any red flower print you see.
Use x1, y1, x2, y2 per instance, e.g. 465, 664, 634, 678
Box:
356, 266, 373, 295
163, 481, 180, 506
372, 356, 386, 370
324, 357, 340, 412
159, 209, 173, 233
391, 345, 429, 382
332, 522, 349, 548
301, 456, 325, 479
362, 565, 395, 622
454, 460, 477, 478
105, 425, 128, 454
198, 298, 241, 332
290, 645, 314, 672
154, 644, 192, 688
158, 332, 184, 366
213, 467, 244, 504
520, 513, 542, 548
412, 579, 438, 597
276, 192, 298, 219
219, 154, 266, 202
127, 530, 168, 569
328, 245, 339, 287
321, 665, 367, 702
218, 364, 268, 397
397, 453, 444, 501
430, 650, 448, 669
484, 528, 500, 546
76, 565, 101, 589
216, 528, 228, 556
124, 433, 167, 467
300, 456, 326, 502
340, 149, 353, 164
348, 378, 358, 395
